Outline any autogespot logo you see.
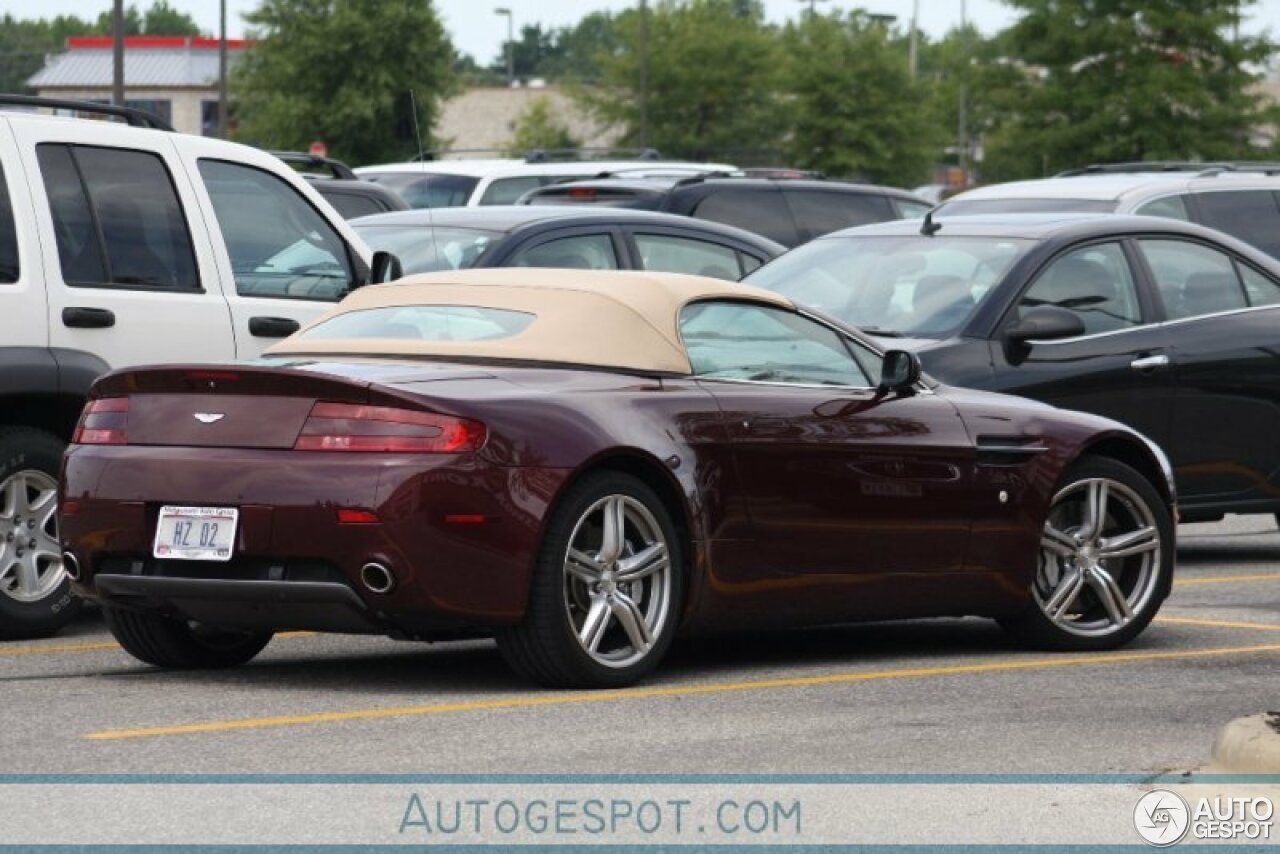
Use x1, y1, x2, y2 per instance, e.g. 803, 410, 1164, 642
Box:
1134, 790, 1191, 847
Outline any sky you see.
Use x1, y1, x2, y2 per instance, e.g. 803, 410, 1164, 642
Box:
1, 0, 1278, 63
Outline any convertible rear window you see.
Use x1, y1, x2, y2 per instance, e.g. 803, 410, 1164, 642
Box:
301, 305, 535, 342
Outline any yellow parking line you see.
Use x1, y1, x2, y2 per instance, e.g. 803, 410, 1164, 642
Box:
1174, 573, 1280, 587
1156, 616, 1280, 632
1, 631, 316, 658
84, 641, 1280, 741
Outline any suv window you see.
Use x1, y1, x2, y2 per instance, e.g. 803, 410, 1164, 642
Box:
1018, 242, 1141, 335
1193, 191, 1280, 257
510, 233, 618, 269
0, 162, 17, 283
634, 233, 743, 280
38, 144, 199, 291
1133, 194, 1191, 221
1138, 239, 1249, 319
783, 189, 893, 240
680, 301, 871, 386
480, 176, 546, 205
198, 159, 354, 301
691, 188, 798, 246
895, 198, 933, 219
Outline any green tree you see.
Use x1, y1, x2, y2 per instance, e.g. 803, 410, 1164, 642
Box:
232, 0, 454, 166
0, 14, 93, 93
577, 0, 783, 161
93, 2, 201, 36
504, 96, 580, 155
537, 12, 623, 82
490, 23, 560, 80
985, 0, 1277, 179
782, 12, 938, 185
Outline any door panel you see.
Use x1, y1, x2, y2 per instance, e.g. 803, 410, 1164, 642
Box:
701, 383, 976, 580
12, 122, 234, 371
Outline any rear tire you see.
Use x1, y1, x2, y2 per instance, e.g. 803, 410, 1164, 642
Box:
0, 427, 82, 640
1000, 456, 1173, 651
103, 606, 272, 668
497, 472, 684, 688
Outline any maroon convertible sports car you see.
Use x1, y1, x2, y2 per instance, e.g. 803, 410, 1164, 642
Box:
60, 268, 1176, 687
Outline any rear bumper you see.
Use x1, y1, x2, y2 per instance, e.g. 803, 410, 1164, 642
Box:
61, 445, 572, 635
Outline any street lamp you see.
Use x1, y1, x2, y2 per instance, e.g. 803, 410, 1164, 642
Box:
494, 7, 514, 86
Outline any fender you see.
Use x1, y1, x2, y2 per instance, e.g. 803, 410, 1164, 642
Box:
0, 347, 58, 395
50, 348, 113, 397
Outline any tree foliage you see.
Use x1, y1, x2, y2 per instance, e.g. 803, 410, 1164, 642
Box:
577, 0, 784, 161
93, 2, 201, 37
504, 96, 580, 155
985, 0, 1277, 179
233, 0, 454, 166
782, 12, 938, 185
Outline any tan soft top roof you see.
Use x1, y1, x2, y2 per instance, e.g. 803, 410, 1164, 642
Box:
264, 268, 794, 375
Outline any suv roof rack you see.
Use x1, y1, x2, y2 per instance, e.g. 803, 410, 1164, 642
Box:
1057, 160, 1280, 177
411, 146, 665, 163
0, 94, 174, 131
270, 151, 358, 180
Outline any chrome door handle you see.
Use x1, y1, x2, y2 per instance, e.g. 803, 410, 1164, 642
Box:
1130, 354, 1170, 371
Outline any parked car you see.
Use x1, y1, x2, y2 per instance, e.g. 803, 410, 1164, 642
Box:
0, 96, 385, 639
350, 206, 784, 280
746, 212, 1280, 526
518, 175, 933, 247
355, 156, 737, 209
935, 168, 1280, 259
272, 152, 409, 220
62, 268, 1175, 687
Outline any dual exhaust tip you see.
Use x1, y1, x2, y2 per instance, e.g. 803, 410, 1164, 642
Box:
360, 561, 395, 594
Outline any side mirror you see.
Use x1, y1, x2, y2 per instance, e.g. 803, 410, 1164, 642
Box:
878, 349, 921, 394
1005, 305, 1085, 346
369, 250, 404, 285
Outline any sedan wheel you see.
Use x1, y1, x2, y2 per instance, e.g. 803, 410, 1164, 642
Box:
0, 428, 82, 639
497, 472, 683, 687
1001, 457, 1172, 650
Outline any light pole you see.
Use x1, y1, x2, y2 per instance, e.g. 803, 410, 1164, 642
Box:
217, 0, 228, 138
639, 0, 648, 149
795, 0, 830, 17
494, 7, 513, 86
908, 0, 919, 78
111, 0, 124, 107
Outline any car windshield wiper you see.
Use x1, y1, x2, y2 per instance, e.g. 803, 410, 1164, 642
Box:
858, 326, 904, 338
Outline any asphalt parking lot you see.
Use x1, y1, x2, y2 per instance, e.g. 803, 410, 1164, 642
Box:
3, 515, 1278, 776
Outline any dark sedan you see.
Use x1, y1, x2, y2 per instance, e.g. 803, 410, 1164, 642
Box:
61, 269, 1174, 688
747, 212, 1280, 525
350, 206, 784, 280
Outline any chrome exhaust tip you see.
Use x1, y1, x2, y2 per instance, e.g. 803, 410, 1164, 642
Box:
63, 552, 81, 582
360, 562, 395, 594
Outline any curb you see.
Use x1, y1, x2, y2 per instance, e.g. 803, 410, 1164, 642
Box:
1209, 712, 1280, 773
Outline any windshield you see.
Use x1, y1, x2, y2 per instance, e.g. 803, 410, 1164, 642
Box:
935, 198, 1117, 216
353, 224, 502, 274
360, 171, 480, 209
747, 235, 1031, 338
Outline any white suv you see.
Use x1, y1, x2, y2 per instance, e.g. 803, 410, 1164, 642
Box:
936, 167, 1280, 259
356, 157, 738, 208
0, 99, 379, 639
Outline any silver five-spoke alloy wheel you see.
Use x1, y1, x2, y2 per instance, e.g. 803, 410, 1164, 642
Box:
1036, 476, 1161, 637
563, 494, 673, 669
0, 470, 65, 604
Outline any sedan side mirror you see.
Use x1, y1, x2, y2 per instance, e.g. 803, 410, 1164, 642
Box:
369, 250, 404, 285
878, 349, 921, 394
1005, 305, 1085, 346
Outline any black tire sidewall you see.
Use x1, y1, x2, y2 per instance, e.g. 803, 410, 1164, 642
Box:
1003, 456, 1174, 651
0, 427, 81, 639
501, 472, 685, 688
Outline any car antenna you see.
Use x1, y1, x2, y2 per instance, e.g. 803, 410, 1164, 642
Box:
920, 210, 942, 236
409, 89, 439, 274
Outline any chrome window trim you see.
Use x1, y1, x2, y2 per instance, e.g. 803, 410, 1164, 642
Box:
1026, 302, 1280, 346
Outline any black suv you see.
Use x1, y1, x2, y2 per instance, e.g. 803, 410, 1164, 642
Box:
517, 175, 932, 247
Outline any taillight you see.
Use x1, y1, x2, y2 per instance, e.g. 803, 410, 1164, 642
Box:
294, 402, 486, 453
72, 397, 129, 445
568, 188, 597, 199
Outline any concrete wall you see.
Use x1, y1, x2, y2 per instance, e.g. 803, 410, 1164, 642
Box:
436, 86, 619, 155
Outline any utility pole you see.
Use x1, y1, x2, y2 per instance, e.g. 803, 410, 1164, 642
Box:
957, 0, 969, 181
217, 0, 228, 138
639, 0, 649, 149
908, 0, 919, 78
111, 0, 124, 107
494, 8, 514, 86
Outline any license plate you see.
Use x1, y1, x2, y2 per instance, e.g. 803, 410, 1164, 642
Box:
153, 506, 239, 562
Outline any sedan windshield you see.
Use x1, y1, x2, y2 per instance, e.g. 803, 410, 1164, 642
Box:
747, 235, 1031, 338
353, 224, 502, 275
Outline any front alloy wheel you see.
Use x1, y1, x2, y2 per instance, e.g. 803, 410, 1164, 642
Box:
1001, 456, 1172, 650
497, 472, 683, 688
